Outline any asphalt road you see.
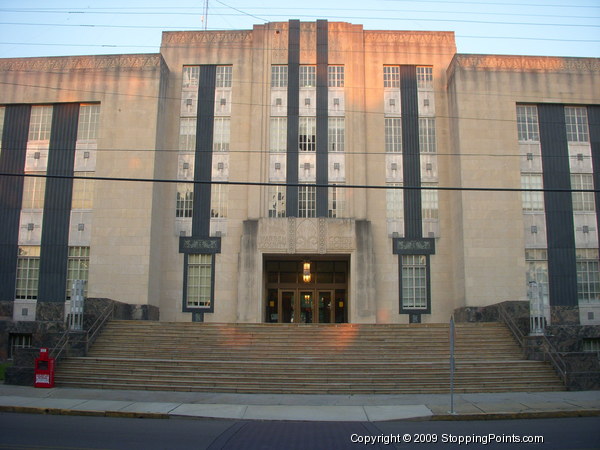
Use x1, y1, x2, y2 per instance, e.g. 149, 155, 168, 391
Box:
0, 413, 598, 450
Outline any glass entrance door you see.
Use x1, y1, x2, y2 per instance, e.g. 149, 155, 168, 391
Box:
280, 290, 295, 323
299, 291, 314, 323
318, 290, 334, 323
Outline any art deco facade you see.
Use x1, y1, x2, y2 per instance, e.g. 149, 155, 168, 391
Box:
0, 21, 598, 326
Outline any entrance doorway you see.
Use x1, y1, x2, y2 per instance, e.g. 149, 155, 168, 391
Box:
265, 259, 348, 323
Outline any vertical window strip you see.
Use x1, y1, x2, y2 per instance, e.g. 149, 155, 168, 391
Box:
421, 184, 439, 220
328, 66, 344, 88
516, 105, 540, 142
565, 106, 590, 143
299, 117, 316, 152
77, 104, 100, 141
271, 65, 288, 88
521, 173, 544, 211
211, 184, 228, 218
213, 118, 230, 152
216, 66, 232, 88
328, 117, 344, 152
268, 185, 286, 218
328, 184, 345, 218
385, 118, 402, 153
300, 66, 316, 88
386, 183, 403, 220
15, 246, 41, 300
176, 183, 194, 218
187, 254, 212, 307
416, 66, 433, 89
383, 66, 400, 88
270, 117, 287, 152
22, 175, 46, 210
571, 173, 595, 212
576, 249, 600, 303
525, 249, 549, 305
28, 106, 53, 141
71, 172, 94, 210
179, 118, 197, 152
401, 255, 427, 309
419, 118, 436, 153
66, 246, 89, 299
298, 185, 316, 218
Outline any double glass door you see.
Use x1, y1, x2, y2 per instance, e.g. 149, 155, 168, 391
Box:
279, 289, 336, 324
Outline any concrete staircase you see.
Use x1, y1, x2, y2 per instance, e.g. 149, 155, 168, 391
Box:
55, 321, 565, 394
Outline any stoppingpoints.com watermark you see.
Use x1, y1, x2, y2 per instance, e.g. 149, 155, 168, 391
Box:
350, 432, 544, 445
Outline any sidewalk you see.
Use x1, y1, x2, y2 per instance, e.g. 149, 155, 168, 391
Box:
0, 385, 599, 422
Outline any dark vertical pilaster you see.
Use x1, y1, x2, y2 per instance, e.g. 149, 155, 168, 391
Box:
538, 104, 578, 307
0, 105, 31, 301
400, 65, 422, 238
192, 65, 216, 237
316, 19, 329, 217
38, 103, 80, 302
286, 19, 300, 217
589, 106, 600, 235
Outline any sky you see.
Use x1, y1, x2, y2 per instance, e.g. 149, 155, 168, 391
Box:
0, 0, 598, 59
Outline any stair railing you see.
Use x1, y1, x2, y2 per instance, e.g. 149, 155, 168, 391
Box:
497, 303, 524, 347
51, 328, 71, 362
86, 302, 114, 354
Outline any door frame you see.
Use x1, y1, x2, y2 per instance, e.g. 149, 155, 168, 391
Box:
276, 288, 336, 324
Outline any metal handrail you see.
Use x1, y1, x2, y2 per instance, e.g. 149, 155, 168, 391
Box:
497, 304, 525, 347
85, 302, 114, 353
51, 328, 70, 362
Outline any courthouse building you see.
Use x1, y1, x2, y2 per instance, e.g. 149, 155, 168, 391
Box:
0, 21, 599, 328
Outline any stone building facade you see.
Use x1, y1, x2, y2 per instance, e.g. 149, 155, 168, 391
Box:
0, 21, 599, 340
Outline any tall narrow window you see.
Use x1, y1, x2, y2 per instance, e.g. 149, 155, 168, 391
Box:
328, 185, 345, 218
516, 105, 540, 142
176, 183, 194, 218
328, 66, 344, 88
182, 66, 200, 89
268, 185, 286, 218
186, 254, 213, 308
421, 184, 438, 220
216, 66, 232, 88
66, 246, 89, 299
299, 117, 316, 152
416, 66, 433, 89
15, 246, 40, 300
328, 117, 344, 152
565, 106, 589, 143
298, 185, 316, 218
71, 172, 95, 210
383, 66, 400, 88
77, 104, 100, 141
300, 66, 316, 88
28, 106, 52, 141
577, 249, 600, 303
525, 249, 548, 305
385, 118, 402, 153
179, 118, 197, 152
386, 183, 403, 220
210, 184, 228, 218
521, 174, 544, 211
21, 175, 46, 210
401, 255, 427, 309
571, 173, 595, 212
271, 65, 288, 88
419, 118, 436, 153
213, 118, 230, 152
270, 117, 287, 152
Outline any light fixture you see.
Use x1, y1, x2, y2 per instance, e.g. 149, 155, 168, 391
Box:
302, 261, 312, 283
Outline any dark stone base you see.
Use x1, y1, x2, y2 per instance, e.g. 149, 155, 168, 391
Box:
551, 306, 580, 325
0, 301, 13, 321
36, 302, 66, 322
5, 366, 34, 386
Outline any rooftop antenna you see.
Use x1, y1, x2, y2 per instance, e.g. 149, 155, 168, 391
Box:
201, 0, 209, 30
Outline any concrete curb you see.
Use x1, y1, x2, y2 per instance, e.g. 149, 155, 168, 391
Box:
429, 410, 600, 421
0, 405, 170, 420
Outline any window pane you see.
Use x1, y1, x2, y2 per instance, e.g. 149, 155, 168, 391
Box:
270, 117, 287, 152
300, 66, 316, 87
179, 118, 197, 151
328, 66, 344, 88
187, 254, 212, 308
176, 183, 194, 218
421, 184, 438, 220
66, 246, 90, 299
28, 106, 52, 141
271, 65, 288, 88
328, 185, 345, 218
211, 184, 228, 218
419, 118, 436, 153
521, 174, 544, 211
385, 118, 402, 153
77, 104, 100, 141
216, 66, 232, 88
571, 174, 595, 212
268, 185, 286, 218
213, 118, 230, 152
565, 106, 589, 143
386, 183, 403, 220
416, 66, 433, 89
16, 246, 41, 300
383, 66, 400, 88
516, 105, 539, 142
299, 117, 316, 152
298, 185, 316, 218
22, 175, 46, 210
402, 255, 427, 309
328, 117, 344, 152
72, 172, 95, 210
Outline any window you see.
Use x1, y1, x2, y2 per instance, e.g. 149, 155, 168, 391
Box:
328, 66, 344, 88
77, 104, 100, 141
419, 118, 436, 153
421, 184, 438, 220
416, 66, 433, 89
179, 118, 197, 152
526, 249, 549, 305
385, 118, 402, 153
182, 66, 200, 89
577, 248, 600, 303
268, 185, 286, 218
270, 117, 287, 152
176, 183, 194, 218
300, 66, 316, 87
328, 117, 344, 152
213, 118, 230, 152
21, 175, 46, 210
521, 174, 544, 211
383, 66, 400, 88
298, 185, 316, 218
8, 334, 32, 359
28, 106, 52, 141
216, 66, 232, 88
66, 246, 89, 299
15, 246, 40, 300
211, 184, 228, 218
71, 172, 94, 210
402, 255, 427, 309
516, 105, 540, 142
571, 173, 595, 212
328, 185, 345, 218
386, 183, 403, 220
565, 106, 589, 143
582, 338, 600, 352
299, 117, 316, 152
186, 254, 212, 308
271, 65, 288, 88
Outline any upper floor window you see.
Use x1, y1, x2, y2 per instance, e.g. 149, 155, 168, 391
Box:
416, 66, 433, 89
16, 246, 40, 300
328, 118, 344, 152
386, 183, 403, 220
298, 185, 316, 218
213, 118, 230, 152
565, 106, 589, 143
571, 173, 595, 212
270, 117, 287, 152
516, 105, 539, 142
328, 66, 344, 88
268, 185, 286, 218
71, 172, 95, 210
385, 118, 402, 153
271, 65, 288, 88
179, 118, 197, 152
299, 117, 316, 152
176, 183, 193, 218
216, 66, 232, 88
521, 173, 544, 211
383, 66, 400, 88
577, 248, 600, 303
419, 118, 436, 153
77, 104, 100, 141
28, 106, 52, 141
182, 66, 200, 89
300, 66, 316, 88
22, 175, 46, 210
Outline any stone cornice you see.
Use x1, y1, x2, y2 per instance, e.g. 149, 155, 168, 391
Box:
162, 30, 253, 46
0, 54, 163, 73
450, 54, 600, 74
364, 30, 455, 47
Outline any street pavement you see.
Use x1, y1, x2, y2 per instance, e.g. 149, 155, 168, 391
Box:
0, 385, 599, 421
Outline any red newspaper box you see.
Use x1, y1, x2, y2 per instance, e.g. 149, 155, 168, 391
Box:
34, 347, 55, 388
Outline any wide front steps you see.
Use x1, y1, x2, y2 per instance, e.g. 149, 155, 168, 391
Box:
55, 321, 565, 394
